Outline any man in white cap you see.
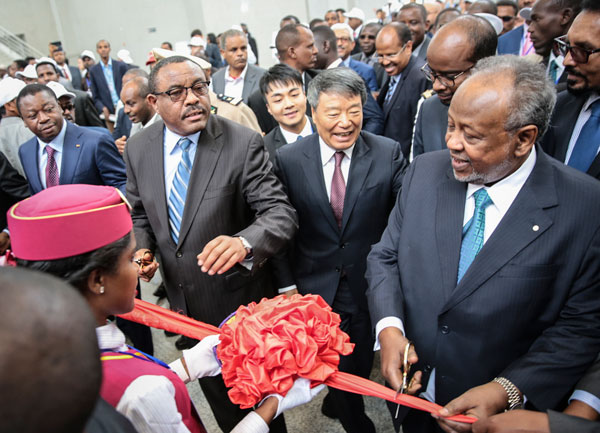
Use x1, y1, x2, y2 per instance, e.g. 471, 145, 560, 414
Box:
344, 7, 365, 54
80, 50, 96, 90
0, 77, 33, 176
15, 64, 38, 85
188, 36, 206, 57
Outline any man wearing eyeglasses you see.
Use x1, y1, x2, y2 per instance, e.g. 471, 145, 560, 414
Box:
542, 0, 600, 181
376, 22, 431, 159
497, 0, 519, 35
123, 55, 296, 433
411, 15, 497, 160
352, 23, 386, 89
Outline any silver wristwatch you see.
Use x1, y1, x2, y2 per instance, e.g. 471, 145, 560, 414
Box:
238, 236, 253, 259
493, 377, 523, 410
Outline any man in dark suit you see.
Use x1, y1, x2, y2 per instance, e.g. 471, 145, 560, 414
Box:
274, 67, 407, 433
352, 23, 386, 89
367, 56, 600, 433
260, 65, 315, 161
52, 48, 83, 90
541, 1, 600, 180
332, 23, 379, 92
397, 4, 431, 61
376, 22, 430, 158
89, 40, 129, 118
412, 15, 497, 159
497, 24, 524, 54
16, 84, 126, 195
211, 29, 265, 104
124, 55, 297, 433
247, 24, 318, 133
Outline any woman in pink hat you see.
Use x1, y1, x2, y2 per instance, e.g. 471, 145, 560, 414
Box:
8, 184, 321, 433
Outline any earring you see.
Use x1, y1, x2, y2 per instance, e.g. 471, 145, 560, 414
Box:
99, 286, 105, 294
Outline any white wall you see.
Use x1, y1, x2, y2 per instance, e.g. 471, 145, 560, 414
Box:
1, 0, 386, 68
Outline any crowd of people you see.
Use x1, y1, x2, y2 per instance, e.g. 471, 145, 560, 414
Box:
0, 0, 599, 432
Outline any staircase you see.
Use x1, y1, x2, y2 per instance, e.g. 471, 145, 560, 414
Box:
0, 23, 44, 66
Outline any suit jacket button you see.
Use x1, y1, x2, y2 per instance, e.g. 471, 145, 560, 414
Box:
441, 325, 450, 334
176, 251, 183, 258
335, 267, 340, 272
425, 364, 432, 372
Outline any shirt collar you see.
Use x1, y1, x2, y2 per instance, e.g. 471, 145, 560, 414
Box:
583, 92, 600, 112
37, 119, 67, 149
164, 126, 201, 155
466, 146, 537, 216
225, 63, 249, 82
142, 112, 160, 129
341, 56, 351, 67
319, 135, 355, 166
279, 116, 313, 143
101, 57, 113, 69
96, 321, 128, 352
328, 58, 343, 69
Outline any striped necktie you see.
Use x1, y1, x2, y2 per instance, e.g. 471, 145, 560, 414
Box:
384, 76, 399, 109
168, 138, 193, 243
457, 189, 493, 283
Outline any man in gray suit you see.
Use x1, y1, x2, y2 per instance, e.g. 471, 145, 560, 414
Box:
411, 15, 497, 160
211, 29, 265, 104
124, 55, 297, 433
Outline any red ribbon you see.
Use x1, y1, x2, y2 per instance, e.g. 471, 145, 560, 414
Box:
119, 298, 475, 424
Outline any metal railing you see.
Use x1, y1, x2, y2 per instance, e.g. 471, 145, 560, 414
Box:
0, 23, 44, 64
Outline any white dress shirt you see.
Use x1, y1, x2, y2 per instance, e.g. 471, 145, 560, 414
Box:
565, 92, 600, 164
375, 148, 538, 402
547, 51, 565, 83
319, 137, 355, 200
224, 64, 249, 100
163, 127, 200, 194
279, 116, 313, 144
37, 120, 68, 189
327, 58, 343, 70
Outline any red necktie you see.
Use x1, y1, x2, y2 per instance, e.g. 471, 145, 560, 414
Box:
330, 151, 346, 228
45, 145, 59, 188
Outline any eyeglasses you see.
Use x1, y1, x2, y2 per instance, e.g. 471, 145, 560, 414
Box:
60, 102, 74, 111
421, 63, 473, 87
378, 43, 408, 61
554, 36, 600, 64
498, 15, 515, 22
153, 81, 211, 102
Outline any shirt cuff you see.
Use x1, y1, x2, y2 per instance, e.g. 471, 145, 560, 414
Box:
569, 390, 600, 414
278, 285, 297, 294
374, 316, 405, 351
2, 228, 9, 235
231, 411, 270, 433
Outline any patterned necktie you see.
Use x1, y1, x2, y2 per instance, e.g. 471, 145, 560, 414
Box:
568, 100, 600, 173
45, 145, 59, 188
457, 189, 493, 283
384, 76, 399, 109
549, 59, 560, 83
330, 151, 346, 228
168, 138, 193, 243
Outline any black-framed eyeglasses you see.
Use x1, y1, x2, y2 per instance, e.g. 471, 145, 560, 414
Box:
421, 63, 473, 87
554, 35, 600, 64
59, 102, 75, 111
498, 15, 515, 22
153, 81, 211, 102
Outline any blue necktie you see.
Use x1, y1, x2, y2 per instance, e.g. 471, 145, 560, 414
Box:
168, 138, 193, 243
457, 189, 493, 283
384, 76, 399, 108
568, 100, 600, 173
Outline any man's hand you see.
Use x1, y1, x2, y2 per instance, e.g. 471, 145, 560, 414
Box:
472, 410, 550, 433
564, 399, 600, 421
134, 249, 159, 282
102, 106, 110, 120
115, 135, 127, 155
197, 235, 248, 276
282, 288, 299, 298
379, 327, 420, 394
435, 382, 512, 433
0, 232, 10, 255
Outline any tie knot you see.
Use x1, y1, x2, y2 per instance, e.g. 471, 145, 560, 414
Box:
45, 145, 56, 157
178, 138, 192, 152
334, 151, 345, 166
590, 99, 600, 117
473, 188, 492, 209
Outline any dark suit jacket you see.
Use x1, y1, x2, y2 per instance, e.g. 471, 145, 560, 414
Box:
412, 94, 448, 158
205, 43, 223, 69
89, 59, 129, 114
19, 122, 127, 195
366, 148, 600, 409
263, 118, 316, 162
73, 89, 104, 128
59, 65, 83, 90
377, 56, 431, 158
541, 90, 600, 180
0, 151, 29, 229
348, 58, 378, 92
112, 107, 133, 140
211, 64, 266, 103
548, 410, 600, 433
352, 52, 387, 89
498, 25, 523, 55
273, 131, 407, 305
124, 116, 297, 326
413, 35, 431, 61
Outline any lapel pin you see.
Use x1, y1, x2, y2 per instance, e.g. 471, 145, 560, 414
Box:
76, 144, 81, 148
532, 225, 539, 231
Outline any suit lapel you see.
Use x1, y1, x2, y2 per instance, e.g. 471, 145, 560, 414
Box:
242, 66, 257, 101
177, 116, 223, 247
301, 136, 339, 233
59, 123, 84, 185
441, 150, 558, 314
21, 138, 43, 193
554, 94, 586, 161
147, 121, 170, 237
383, 58, 414, 119
341, 135, 372, 232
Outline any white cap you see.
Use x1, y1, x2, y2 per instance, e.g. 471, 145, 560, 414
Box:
0, 77, 26, 106
152, 47, 212, 70
36, 57, 58, 69
80, 50, 96, 61
188, 36, 206, 47
344, 7, 365, 21
519, 7, 532, 20
117, 49, 133, 64
474, 13, 504, 35
16, 64, 38, 79
46, 81, 76, 100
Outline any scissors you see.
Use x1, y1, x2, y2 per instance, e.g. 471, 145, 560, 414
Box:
394, 341, 413, 419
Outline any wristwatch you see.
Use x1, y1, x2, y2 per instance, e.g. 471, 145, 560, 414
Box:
238, 236, 253, 259
493, 377, 523, 410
